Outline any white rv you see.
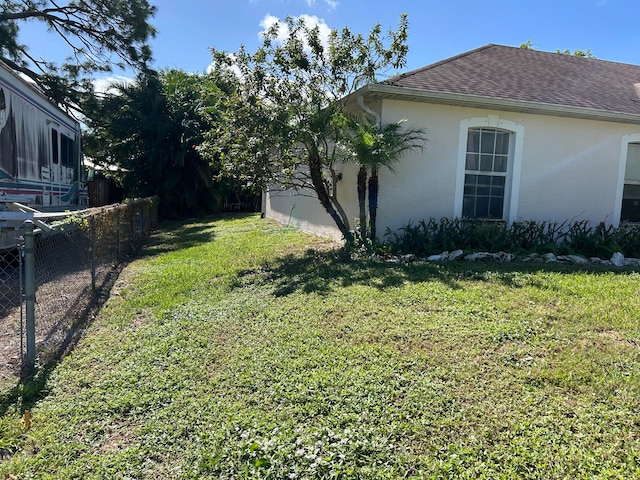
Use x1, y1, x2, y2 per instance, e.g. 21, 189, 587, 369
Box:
0, 61, 88, 248
0, 60, 87, 208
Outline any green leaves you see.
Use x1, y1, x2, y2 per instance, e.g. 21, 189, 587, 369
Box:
340, 115, 427, 240
0, 0, 156, 113
84, 69, 245, 218
202, 15, 412, 243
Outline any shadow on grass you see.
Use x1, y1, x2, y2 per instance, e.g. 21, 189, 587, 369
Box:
0, 264, 122, 422
137, 213, 259, 260
137, 220, 217, 259
257, 248, 640, 297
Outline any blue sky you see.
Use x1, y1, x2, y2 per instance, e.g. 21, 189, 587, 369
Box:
17, 0, 640, 84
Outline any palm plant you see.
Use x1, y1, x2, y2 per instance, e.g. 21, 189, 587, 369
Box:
84, 69, 229, 218
345, 117, 426, 241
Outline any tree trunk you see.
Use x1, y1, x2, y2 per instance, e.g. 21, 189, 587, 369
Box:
357, 165, 367, 240
329, 165, 350, 233
307, 151, 353, 244
368, 168, 379, 241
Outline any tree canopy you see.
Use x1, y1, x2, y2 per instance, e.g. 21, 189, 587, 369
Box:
83, 69, 252, 218
201, 15, 413, 243
0, 0, 156, 111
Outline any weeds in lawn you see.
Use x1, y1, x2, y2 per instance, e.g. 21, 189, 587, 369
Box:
2, 214, 640, 478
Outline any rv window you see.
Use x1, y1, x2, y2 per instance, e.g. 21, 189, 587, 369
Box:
61, 134, 75, 168
51, 130, 59, 164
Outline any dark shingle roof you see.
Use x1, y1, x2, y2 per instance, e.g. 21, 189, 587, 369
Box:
381, 44, 640, 117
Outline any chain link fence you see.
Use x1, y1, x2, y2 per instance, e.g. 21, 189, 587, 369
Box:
0, 198, 158, 382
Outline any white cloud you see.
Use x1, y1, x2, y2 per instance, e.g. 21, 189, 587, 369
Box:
206, 53, 243, 79
259, 13, 332, 49
259, 14, 287, 43
250, 0, 339, 10
306, 0, 339, 10
92, 75, 134, 95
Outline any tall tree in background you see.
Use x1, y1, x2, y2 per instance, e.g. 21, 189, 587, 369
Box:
83, 69, 235, 218
201, 15, 410, 244
0, 0, 156, 111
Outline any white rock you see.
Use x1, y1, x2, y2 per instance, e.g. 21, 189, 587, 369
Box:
427, 251, 449, 261
464, 252, 492, 261
448, 249, 464, 261
401, 254, 417, 263
566, 254, 589, 265
624, 257, 640, 267
611, 252, 625, 267
493, 252, 515, 262
542, 253, 558, 263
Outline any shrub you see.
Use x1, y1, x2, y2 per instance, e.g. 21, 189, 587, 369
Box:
383, 218, 640, 259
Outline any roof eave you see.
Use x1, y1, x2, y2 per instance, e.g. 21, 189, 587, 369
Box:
352, 83, 640, 126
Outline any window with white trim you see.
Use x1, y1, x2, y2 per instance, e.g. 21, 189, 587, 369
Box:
621, 143, 640, 222
462, 128, 511, 219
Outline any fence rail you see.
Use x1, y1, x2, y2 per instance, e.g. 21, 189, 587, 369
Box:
0, 198, 158, 380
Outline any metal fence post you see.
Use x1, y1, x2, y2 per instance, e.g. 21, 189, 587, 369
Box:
23, 220, 36, 372
130, 205, 135, 252
91, 215, 96, 292
116, 208, 121, 261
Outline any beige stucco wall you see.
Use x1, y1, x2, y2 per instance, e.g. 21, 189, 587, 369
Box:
264, 173, 360, 242
264, 98, 640, 242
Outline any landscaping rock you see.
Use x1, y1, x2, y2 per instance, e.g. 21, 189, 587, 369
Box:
464, 252, 492, 261
624, 257, 640, 267
589, 257, 611, 266
566, 255, 589, 265
427, 252, 448, 262
493, 252, 515, 262
448, 249, 464, 261
367, 250, 638, 267
611, 252, 625, 267
401, 254, 417, 263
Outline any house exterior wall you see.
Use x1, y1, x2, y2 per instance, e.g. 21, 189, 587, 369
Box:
263, 98, 640, 242
378, 100, 640, 234
264, 175, 360, 242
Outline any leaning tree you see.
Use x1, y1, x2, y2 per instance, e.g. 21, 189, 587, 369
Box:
201, 15, 411, 244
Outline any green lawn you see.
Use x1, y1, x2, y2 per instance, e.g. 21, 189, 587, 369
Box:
2, 214, 640, 479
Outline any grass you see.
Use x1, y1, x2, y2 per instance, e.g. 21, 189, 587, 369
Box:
2, 213, 640, 478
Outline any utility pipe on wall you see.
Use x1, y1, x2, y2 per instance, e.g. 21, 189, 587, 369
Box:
356, 95, 381, 127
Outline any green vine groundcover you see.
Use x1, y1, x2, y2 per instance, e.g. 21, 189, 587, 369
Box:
2, 214, 640, 478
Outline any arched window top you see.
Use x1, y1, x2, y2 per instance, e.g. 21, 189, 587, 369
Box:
460, 116, 523, 135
